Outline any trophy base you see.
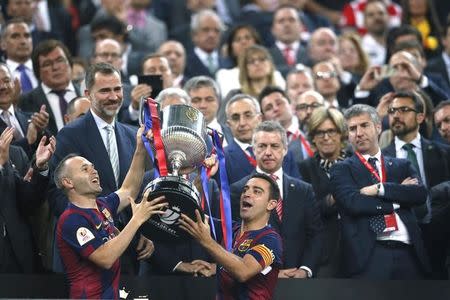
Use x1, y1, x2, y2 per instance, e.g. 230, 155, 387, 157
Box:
140, 176, 203, 242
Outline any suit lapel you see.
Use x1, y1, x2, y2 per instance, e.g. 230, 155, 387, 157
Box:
16, 111, 29, 134
421, 138, 434, 187
382, 142, 396, 158
115, 123, 134, 184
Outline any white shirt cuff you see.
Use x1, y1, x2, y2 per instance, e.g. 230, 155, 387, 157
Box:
128, 104, 140, 121
378, 183, 385, 196
172, 261, 183, 272
299, 266, 312, 278
393, 203, 400, 210
419, 75, 429, 88
354, 85, 370, 98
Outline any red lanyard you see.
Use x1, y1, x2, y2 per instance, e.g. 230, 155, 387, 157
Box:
244, 150, 257, 167
297, 133, 314, 158
354, 152, 386, 183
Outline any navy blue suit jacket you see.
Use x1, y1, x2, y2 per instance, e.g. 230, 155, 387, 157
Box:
184, 51, 227, 79
330, 154, 430, 276
48, 110, 136, 217
0, 109, 37, 158
382, 137, 450, 189
230, 173, 324, 274
224, 141, 301, 185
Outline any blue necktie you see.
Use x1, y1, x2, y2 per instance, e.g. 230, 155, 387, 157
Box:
367, 157, 386, 234
17, 64, 33, 93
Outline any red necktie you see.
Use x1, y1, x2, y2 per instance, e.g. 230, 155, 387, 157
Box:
270, 174, 283, 221
283, 46, 295, 66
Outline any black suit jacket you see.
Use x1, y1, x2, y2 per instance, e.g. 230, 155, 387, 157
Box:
426, 54, 450, 87
230, 173, 324, 274
184, 51, 226, 79
0, 145, 48, 273
0, 109, 35, 158
382, 137, 450, 189
269, 45, 308, 78
330, 154, 430, 276
18, 84, 81, 136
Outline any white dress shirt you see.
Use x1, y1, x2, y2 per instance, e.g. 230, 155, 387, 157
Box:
0, 105, 25, 138
41, 82, 77, 131
6, 59, 38, 89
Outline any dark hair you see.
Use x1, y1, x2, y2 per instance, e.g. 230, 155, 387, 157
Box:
53, 153, 79, 191
90, 14, 127, 37
434, 99, 450, 115
249, 173, 280, 202
385, 25, 422, 63
401, 0, 442, 37
32, 39, 73, 81
225, 24, 262, 66
85, 62, 121, 91
392, 91, 424, 113
392, 40, 426, 59
140, 53, 167, 73
258, 86, 290, 106
0, 17, 29, 39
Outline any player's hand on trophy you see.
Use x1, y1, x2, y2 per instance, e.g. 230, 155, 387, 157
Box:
179, 210, 212, 246
129, 190, 168, 226
136, 125, 154, 151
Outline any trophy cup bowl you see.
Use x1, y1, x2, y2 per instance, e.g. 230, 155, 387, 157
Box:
140, 104, 208, 242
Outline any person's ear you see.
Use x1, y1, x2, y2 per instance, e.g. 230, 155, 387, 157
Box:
267, 199, 278, 211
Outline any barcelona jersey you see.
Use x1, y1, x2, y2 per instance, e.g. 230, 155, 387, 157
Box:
57, 193, 120, 299
217, 225, 283, 300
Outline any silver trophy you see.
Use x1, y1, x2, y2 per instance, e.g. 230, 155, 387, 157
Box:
141, 103, 208, 241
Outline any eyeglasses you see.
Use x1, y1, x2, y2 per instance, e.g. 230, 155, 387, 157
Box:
295, 103, 323, 111
96, 52, 121, 59
40, 56, 68, 69
247, 57, 268, 65
315, 71, 337, 80
314, 128, 338, 139
387, 106, 418, 115
228, 112, 257, 123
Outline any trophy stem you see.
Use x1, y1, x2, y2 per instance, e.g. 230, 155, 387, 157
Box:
169, 150, 187, 176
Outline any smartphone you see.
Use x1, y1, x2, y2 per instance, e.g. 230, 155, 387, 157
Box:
138, 74, 164, 99
377, 65, 395, 79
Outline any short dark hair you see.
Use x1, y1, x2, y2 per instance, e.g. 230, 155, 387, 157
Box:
140, 53, 167, 73
392, 91, 424, 113
53, 153, 79, 191
258, 86, 290, 106
249, 173, 280, 202
32, 39, 73, 81
392, 40, 425, 59
0, 17, 29, 39
90, 14, 127, 37
85, 62, 121, 91
434, 99, 450, 115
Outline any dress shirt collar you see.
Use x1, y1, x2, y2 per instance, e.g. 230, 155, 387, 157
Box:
234, 137, 252, 152
256, 166, 283, 180
0, 104, 17, 118
394, 133, 422, 153
41, 81, 76, 95
361, 148, 382, 162
90, 108, 115, 129
6, 58, 33, 72
275, 40, 300, 53
194, 47, 218, 64
208, 118, 222, 133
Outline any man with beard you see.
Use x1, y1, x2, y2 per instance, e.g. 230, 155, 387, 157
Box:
361, 0, 389, 66
48, 63, 154, 274
434, 100, 450, 144
382, 91, 450, 278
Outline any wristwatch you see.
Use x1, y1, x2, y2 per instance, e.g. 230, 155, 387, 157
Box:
376, 183, 381, 196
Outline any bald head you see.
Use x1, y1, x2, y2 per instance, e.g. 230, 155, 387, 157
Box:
308, 28, 338, 64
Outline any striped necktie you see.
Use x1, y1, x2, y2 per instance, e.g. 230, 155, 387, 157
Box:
104, 125, 120, 186
270, 174, 283, 221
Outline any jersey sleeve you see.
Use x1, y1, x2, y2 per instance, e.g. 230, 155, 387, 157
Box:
59, 213, 106, 259
246, 231, 283, 270
104, 192, 120, 216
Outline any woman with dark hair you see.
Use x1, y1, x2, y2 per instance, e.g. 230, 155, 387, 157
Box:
401, 0, 442, 58
298, 107, 349, 277
216, 26, 285, 98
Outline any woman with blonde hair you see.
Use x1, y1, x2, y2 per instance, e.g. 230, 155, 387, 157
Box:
299, 107, 350, 277
238, 44, 285, 98
338, 33, 370, 80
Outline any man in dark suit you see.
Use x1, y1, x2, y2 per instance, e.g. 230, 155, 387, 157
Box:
0, 127, 56, 273
269, 5, 308, 78
184, 76, 234, 147
330, 104, 430, 279
382, 91, 450, 278
184, 9, 226, 79
426, 20, 450, 88
355, 50, 449, 107
48, 63, 152, 274
0, 63, 49, 158
224, 93, 300, 185
230, 120, 324, 278
18, 39, 80, 136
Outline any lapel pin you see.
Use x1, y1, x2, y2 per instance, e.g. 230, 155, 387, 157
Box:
388, 161, 393, 166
